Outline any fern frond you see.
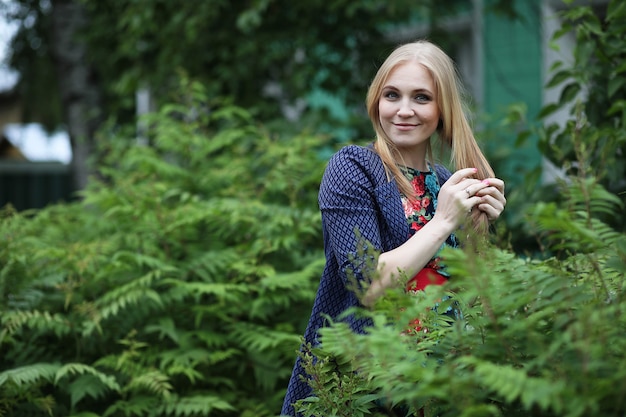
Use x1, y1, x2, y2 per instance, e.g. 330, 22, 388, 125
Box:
144, 318, 180, 344
158, 348, 210, 369
160, 364, 204, 385
248, 257, 323, 320
191, 329, 230, 349
103, 396, 158, 417
228, 321, 301, 352
459, 357, 567, 415
182, 248, 242, 282
33, 395, 56, 416
256, 257, 325, 292
111, 251, 179, 273
0, 363, 59, 387
204, 348, 240, 366
1, 310, 71, 336
160, 280, 249, 304
566, 177, 623, 218
54, 363, 121, 392
67, 374, 111, 408
125, 371, 173, 399
158, 394, 235, 416
95, 270, 165, 321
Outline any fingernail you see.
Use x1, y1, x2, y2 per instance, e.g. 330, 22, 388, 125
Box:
473, 168, 478, 173
482, 179, 490, 185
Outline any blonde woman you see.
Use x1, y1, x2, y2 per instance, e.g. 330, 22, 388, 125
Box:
281, 40, 506, 416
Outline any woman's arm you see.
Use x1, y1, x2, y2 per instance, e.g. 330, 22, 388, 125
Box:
363, 167, 492, 306
318, 146, 388, 282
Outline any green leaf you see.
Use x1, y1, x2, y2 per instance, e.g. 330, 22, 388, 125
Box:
546, 69, 572, 88
559, 83, 581, 105
0, 363, 60, 386
537, 103, 560, 119
68, 374, 109, 408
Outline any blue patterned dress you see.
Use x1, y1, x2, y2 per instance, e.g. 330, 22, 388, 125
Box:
280, 145, 455, 416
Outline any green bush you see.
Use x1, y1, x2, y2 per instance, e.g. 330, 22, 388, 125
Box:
0, 78, 328, 416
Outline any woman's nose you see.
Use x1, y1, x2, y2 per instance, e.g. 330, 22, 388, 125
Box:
396, 100, 414, 117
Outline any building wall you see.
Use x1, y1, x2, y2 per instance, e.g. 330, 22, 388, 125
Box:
481, 0, 543, 189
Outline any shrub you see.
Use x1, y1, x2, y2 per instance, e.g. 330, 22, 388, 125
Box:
0, 78, 328, 417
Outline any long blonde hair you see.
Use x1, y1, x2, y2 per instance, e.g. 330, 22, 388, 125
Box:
366, 40, 493, 233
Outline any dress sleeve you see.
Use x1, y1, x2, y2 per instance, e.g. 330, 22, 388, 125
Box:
318, 146, 384, 284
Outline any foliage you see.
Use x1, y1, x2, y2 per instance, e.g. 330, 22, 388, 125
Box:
0, 78, 329, 416
4, 0, 515, 136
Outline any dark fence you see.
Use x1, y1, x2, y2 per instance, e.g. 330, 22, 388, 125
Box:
0, 161, 75, 212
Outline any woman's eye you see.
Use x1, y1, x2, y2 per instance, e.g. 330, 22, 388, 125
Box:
415, 94, 430, 102
383, 91, 398, 99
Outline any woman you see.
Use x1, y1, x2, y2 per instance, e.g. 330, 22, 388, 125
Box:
281, 40, 506, 416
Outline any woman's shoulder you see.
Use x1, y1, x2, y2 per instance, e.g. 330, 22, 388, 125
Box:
331, 143, 378, 159
327, 143, 382, 170
322, 143, 386, 187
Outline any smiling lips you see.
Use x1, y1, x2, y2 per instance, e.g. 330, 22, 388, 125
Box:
393, 123, 419, 131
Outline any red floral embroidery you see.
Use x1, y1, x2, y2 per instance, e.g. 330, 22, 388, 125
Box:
410, 221, 422, 232
411, 176, 426, 195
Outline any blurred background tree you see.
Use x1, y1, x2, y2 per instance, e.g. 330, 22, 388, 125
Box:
2, 0, 514, 190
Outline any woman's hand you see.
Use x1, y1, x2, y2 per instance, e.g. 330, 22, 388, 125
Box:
433, 168, 491, 229
474, 177, 506, 221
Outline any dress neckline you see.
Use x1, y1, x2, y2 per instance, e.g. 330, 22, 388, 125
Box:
399, 163, 434, 176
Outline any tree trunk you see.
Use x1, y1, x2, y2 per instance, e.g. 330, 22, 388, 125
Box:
49, 0, 102, 191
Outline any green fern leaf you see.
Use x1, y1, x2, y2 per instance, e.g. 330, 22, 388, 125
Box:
68, 374, 109, 408
159, 348, 211, 369
54, 363, 121, 392
0, 363, 59, 387
112, 250, 179, 272
126, 370, 173, 398
459, 358, 566, 414
95, 270, 165, 321
158, 394, 235, 416
2, 310, 71, 336
182, 248, 242, 282
228, 321, 300, 352
103, 396, 158, 417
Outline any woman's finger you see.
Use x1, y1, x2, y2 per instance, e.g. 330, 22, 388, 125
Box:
445, 168, 479, 185
475, 185, 507, 206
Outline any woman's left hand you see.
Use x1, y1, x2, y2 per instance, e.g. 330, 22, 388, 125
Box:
474, 178, 506, 221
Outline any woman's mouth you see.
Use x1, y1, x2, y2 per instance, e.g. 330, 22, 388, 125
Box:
393, 123, 418, 131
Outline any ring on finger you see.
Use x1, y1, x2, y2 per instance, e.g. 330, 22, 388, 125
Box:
465, 188, 471, 197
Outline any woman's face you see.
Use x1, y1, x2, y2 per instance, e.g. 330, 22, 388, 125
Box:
378, 61, 440, 167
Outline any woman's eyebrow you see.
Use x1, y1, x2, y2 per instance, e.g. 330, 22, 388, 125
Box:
382, 85, 433, 95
